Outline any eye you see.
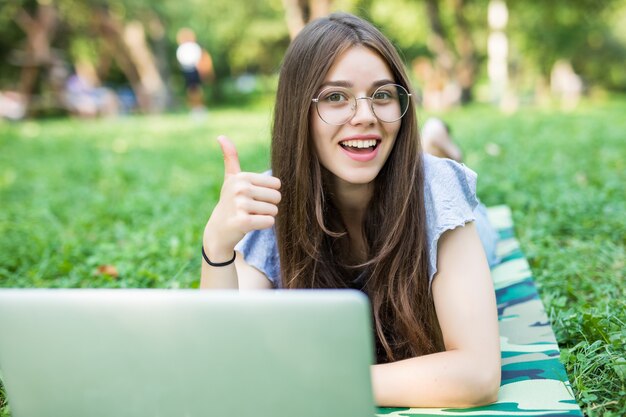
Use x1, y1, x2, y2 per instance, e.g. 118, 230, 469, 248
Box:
373, 90, 394, 100
321, 91, 349, 103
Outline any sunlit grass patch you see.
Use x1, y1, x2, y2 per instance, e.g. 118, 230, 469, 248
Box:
0, 99, 624, 416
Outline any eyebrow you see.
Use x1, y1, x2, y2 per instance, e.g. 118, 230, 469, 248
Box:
318, 79, 396, 89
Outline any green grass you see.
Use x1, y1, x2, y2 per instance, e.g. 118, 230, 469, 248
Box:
1, 98, 625, 416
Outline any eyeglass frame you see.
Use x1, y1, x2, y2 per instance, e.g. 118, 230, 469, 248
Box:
311, 83, 412, 125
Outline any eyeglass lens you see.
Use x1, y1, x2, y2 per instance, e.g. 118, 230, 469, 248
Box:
315, 84, 409, 125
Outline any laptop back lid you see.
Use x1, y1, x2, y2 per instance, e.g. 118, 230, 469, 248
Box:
0, 289, 375, 417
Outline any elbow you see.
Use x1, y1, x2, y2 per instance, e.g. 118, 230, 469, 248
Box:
465, 368, 501, 407
463, 347, 501, 407
472, 385, 500, 407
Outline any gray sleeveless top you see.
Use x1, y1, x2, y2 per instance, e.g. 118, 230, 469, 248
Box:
234, 154, 498, 288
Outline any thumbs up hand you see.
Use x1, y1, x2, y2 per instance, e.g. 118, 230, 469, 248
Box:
203, 136, 281, 262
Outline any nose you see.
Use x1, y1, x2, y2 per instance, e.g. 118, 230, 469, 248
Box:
349, 97, 377, 125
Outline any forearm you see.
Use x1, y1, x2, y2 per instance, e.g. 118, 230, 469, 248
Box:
374, 223, 503, 408
371, 349, 500, 408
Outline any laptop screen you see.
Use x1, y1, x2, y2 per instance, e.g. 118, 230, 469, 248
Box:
0, 289, 376, 417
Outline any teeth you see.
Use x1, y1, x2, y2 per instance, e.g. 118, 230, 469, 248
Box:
341, 139, 377, 148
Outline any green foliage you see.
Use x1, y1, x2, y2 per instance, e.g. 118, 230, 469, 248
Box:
0, 380, 7, 417
508, 0, 626, 91
2, 0, 626, 94
0, 95, 625, 415
369, 0, 429, 53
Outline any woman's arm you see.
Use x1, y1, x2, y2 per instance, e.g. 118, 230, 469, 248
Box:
200, 250, 272, 289
371, 222, 501, 407
200, 136, 280, 290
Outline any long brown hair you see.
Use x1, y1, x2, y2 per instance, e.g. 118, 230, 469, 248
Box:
271, 12, 444, 363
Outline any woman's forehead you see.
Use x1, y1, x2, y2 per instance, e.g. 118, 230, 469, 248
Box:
323, 46, 394, 86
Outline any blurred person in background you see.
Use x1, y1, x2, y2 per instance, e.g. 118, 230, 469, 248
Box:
63, 61, 119, 118
421, 117, 463, 162
176, 28, 214, 115
0, 91, 27, 121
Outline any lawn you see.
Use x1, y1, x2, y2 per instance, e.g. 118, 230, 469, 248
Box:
0, 98, 624, 416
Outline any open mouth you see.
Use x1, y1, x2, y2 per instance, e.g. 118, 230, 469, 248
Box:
339, 139, 380, 154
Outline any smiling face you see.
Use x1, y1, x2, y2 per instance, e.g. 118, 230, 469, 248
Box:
311, 46, 402, 189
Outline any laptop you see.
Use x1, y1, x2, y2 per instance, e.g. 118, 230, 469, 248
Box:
0, 289, 376, 417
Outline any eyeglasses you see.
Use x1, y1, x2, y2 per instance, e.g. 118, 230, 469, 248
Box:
312, 83, 411, 125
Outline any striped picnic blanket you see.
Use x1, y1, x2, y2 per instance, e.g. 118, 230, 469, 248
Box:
377, 205, 583, 417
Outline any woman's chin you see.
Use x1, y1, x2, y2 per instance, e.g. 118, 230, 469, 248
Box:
332, 168, 381, 187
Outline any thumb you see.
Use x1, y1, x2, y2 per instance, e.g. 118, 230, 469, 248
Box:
217, 135, 241, 176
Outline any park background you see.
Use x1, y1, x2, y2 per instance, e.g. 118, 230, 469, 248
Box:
0, 0, 624, 416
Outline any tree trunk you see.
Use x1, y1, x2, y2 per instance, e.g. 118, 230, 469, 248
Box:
452, 0, 478, 104
15, 4, 58, 114
123, 21, 167, 112
422, 0, 460, 109
146, 11, 173, 109
424, 0, 455, 77
487, 0, 510, 108
282, 0, 307, 40
309, 0, 332, 21
282, 0, 332, 40
92, 8, 147, 111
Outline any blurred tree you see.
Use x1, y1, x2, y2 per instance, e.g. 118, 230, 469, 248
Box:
362, 0, 486, 107
507, 0, 626, 94
149, 0, 290, 101
11, 1, 59, 113
423, 0, 455, 83
0, 0, 170, 113
368, 0, 626, 104
451, 0, 479, 103
282, 0, 333, 39
90, 5, 167, 111
0, 0, 292, 110
1, 0, 625, 116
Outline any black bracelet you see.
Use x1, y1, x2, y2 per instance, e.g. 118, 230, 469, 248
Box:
202, 246, 236, 267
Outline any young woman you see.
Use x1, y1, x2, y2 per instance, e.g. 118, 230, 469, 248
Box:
201, 12, 500, 408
